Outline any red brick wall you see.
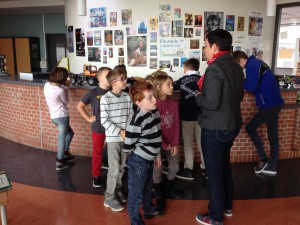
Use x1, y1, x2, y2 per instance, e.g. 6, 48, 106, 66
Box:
1, 82, 300, 162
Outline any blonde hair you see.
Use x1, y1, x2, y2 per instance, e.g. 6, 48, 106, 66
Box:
153, 74, 173, 99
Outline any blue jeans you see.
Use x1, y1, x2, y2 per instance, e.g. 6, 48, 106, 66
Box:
51, 116, 74, 160
127, 153, 156, 225
201, 128, 240, 222
245, 105, 282, 168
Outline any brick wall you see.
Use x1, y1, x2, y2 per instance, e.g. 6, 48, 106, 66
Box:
1, 82, 300, 162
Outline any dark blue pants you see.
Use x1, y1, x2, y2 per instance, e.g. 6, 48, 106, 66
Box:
201, 128, 240, 222
127, 153, 156, 225
245, 105, 282, 168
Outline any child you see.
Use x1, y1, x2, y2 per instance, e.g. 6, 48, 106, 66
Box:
152, 74, 180, 212
233, 50, 284, 175
123, 80, 163, 225
77, 67, 111, 188
44, 67, 75, 171
173, 58, 204, 181
100, 68, 133, 212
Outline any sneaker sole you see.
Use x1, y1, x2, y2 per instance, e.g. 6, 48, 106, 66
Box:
262, 170, 277, 175
224, 212, 233, 217
56, 162, 73, 171
195, 215, 210, 225
254, 163, 268, 174
175, 175, 195, 181
103, 202, 124, 212
93, 184, 101, 188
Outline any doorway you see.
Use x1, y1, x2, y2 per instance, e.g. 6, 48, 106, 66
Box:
46, 34, 66, 72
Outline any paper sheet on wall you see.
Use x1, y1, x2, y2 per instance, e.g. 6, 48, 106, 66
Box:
248, 11, 263, 46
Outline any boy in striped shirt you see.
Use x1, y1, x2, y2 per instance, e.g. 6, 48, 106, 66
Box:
100, 68, 133, 211
123, 80, 163, 225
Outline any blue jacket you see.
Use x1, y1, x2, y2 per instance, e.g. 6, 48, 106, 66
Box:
244, 56, 284, 109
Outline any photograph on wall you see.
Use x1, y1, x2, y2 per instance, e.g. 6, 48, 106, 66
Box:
118, 47, 124, 56
159, 4, 171, 22
251, 47, 264, 59
236, 46, 241, 51
109, 47, 113, 58
202, 46, 207, 61
237, 16, 245, 31
103, 55, 107, 64
150, 32, 158, 43
160, 38, 186, 57
103, 47, 107, 55
75, 28, 85, 56
195, 15, 202, 27
118, 57, 124, 65
104, 30, 113, 46
190, 39, 200, 49
150, 51, 157, 56
195, 29, 201, 37
127, 36, 147, 67
248, 16, 263, 36
138, 19, 148, 34
87, 31, 93, 46
89, 7, 107, 28
149, 18, 158, 31
189, 50, 200, 61
88, 47, 101, 62
126, 26, 136, 35
159, 60, 171, 68
226, 15, 235, 31
185, 13, 193, 26
204, 11, 224, 35
94, 30, 101, 46
150, 45, 157, 51
150, 58, 158, 69
180, 58, 187, 67
122, 9, 132, 25
184, 28, 193, 38
173, 58, 179, 67
110, 12, 117, 26
174, 8, 181, 19
114, 30, 124, 45
159, 23, 171, 37
171, 20, 183, 37
67, 26, 74, 52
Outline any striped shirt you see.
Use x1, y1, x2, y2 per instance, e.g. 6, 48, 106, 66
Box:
100, 91, 133, 142
123, 109, 162, 161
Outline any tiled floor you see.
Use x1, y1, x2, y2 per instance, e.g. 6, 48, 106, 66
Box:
1, 136, 300, 224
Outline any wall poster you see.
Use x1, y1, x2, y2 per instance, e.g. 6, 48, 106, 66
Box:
127, 36, 147, 67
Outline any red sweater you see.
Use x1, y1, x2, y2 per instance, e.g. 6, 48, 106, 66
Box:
156, 98, 180, 149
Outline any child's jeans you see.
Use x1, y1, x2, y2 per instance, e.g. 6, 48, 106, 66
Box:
127, 153, 156, 225
91, 131, 106, 177
153, 148, 179, 183
105, 142, 126, 200
51, 116, 74, 160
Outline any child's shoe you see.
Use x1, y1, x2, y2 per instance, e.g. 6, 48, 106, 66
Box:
104, 198, 124, 212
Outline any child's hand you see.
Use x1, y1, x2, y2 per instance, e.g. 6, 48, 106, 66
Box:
163, 144, 172, 151
154, 157, 162, 168
120, 129, 126, 140
170, 146, 178, 156
87, 115, 96, 123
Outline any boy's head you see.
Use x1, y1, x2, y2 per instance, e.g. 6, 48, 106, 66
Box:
232, 50, 248, 69
97, 67, 111, 89
49, 67, 69, 85
183, 58, 200, 73
106, 68, 127, 89
114, 64, 127, 76
130, 80, 156, 112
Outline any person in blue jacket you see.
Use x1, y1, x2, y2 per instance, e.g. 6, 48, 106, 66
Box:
233, 50, 284, 175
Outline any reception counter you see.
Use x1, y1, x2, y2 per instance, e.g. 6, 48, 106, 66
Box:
1, 76, 300, 163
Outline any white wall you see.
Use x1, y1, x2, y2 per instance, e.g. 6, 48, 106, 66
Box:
65, 0, 276, 80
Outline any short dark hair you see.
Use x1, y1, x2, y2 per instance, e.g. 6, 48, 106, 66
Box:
97, 66, 111, 77
206, 29, 232, 51
130, 80, 154, 104
183, 58, 200, 71
232, 50, 248, 63
106, 68, 127, 87
49, 67, 68, 84
114, 64, 127, 76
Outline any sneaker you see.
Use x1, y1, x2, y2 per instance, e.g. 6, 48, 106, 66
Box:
162, 166, 168, 175
254, 161, 268, 174
64, 152, 75, 162
93, 176, 102, 188
102, 162, 109, 170
223, 209, 233, 217
56, 159, 72, 171
144, 209, 164, 220
262, 165, 277, 175
195, 214, 223, 225
176, 168, 195, 181
116, 190, 126, 203
104, 198, 124, 212
201, 169, 208, 180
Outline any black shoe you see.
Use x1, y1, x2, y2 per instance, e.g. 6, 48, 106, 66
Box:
254, 161, 268, 174
93, 176, 102, 188
64, 152, 75, 162
261, 165, 277, 175
144, 209, 164, 220
56, 159, 72, 171
102, 162, 109, 170
176, 168, 195, 181
201, 168, 208, 180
